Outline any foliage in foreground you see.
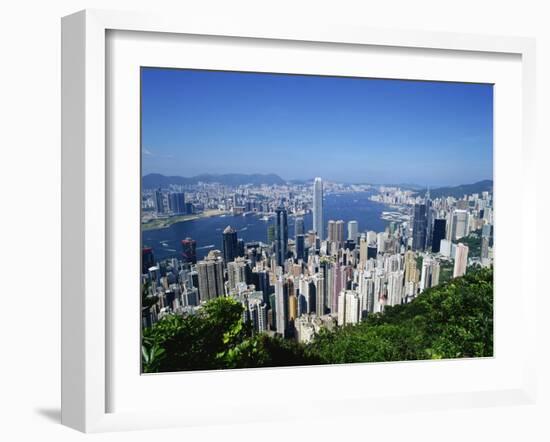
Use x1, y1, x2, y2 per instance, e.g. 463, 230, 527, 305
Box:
308, 267, 493, 363
142, 267, 493, 373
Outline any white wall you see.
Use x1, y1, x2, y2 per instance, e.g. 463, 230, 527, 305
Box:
0, 0, 548, 440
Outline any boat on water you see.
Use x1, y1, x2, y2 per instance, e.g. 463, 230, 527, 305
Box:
197, 244, 215, 250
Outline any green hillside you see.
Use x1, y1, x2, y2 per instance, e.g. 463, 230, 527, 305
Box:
142, 267, 493, 372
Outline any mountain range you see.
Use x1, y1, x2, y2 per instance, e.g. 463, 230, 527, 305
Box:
418, 180, 493, 199
142, 173, 286, 188
143, 173, 493, 199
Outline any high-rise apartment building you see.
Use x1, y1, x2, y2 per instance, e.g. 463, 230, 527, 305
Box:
327, 219, 345, 248
275, 275, 289, 337
196, 254, 225, 301
404, 250, 417, 283
419, 257, 440, 292
359, 235, 368, 269
451, 210, 469, 240
347, 220, 358, 241
227, 257, 248, 291
337, 290, 361, 326
387, 271, 404, 306
453, 243, 469, 277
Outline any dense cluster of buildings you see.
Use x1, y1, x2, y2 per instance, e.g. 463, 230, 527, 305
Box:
142, 178, 494, 344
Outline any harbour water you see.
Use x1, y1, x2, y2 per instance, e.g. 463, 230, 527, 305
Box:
142, 191, 392, 262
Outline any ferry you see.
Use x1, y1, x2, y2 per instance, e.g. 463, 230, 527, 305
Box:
197, 244, 215, 250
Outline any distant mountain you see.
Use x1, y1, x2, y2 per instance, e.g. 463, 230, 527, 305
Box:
142, 173, 286, 188
287, 178, 312, 185
396, 183, 425, 191
419, 180, 493, 199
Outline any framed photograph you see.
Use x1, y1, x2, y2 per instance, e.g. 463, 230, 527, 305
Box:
61, 9, 537, 432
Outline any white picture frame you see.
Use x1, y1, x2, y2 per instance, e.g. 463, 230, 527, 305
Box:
61, 9, 537, 433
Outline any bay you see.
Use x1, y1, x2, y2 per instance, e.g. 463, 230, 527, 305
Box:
142, 191, 391, 262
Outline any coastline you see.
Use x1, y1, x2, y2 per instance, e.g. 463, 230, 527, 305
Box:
141, 209, 228, 231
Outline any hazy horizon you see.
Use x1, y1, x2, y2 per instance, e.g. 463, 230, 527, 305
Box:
141, 170, 493, 188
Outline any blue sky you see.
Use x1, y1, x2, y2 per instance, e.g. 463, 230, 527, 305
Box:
141, 68, 493, 186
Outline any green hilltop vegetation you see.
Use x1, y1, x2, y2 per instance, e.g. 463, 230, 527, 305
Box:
142, 267, 493, 373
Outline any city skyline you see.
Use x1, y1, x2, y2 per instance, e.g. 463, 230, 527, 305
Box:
141, 68, 493, 186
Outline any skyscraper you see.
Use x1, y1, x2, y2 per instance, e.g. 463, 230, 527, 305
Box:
412, 203, 427, 251
347, 220, 358, 241
168, 192, 186, 215
335, 220, 345, 247
154, 188, 164, 214
227, 257, 248, 291
315, 273, 325, 316
275, 207, 288, 266
295, 217, 305, 237
237, 238, 245, 258
267, 224, 276, 245
327, 220, 334, 239
196, 254, 225, 301
387, 271, 404, 306
404, 250, 417, 283
328, 219, 344, 248
275, 275, 289, 337
453, 243, 469, 277
451, 210, 469, 240
222, 226, 238, 264
313, 177, 323, 240
142, 247, 155, 274
359, 235, 368, 269
337, 290, 361, 326
425, 189, 434, 250
181, 237, 197, 264
431, 219, 446, 253
419, 257, 440, 292
295, 234, 305, 261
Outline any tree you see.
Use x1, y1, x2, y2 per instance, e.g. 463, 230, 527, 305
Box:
142, 268, 493, 372
308, 267, 493, 363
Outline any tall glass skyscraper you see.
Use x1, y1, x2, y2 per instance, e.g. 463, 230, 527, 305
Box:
154, 188, 164, 214
275, 207, 288, 266
313, 177, 323, 240
412, 203, 427, 251
295, 234, 305, 261
295, 216, 305, 238
222, 226, 238, 264
168, 192, 186, 215
431, 219, 446, 253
